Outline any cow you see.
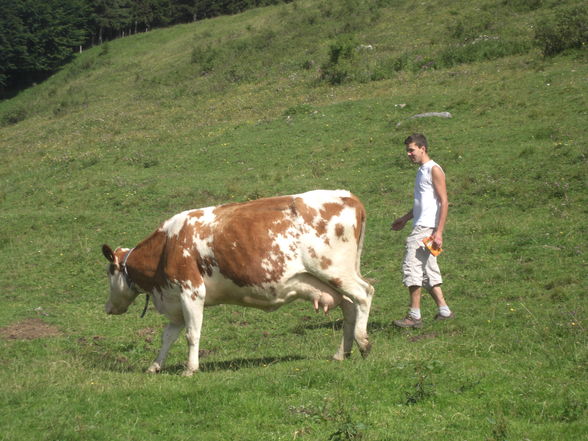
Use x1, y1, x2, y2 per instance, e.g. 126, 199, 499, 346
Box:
102, 189, 374, 376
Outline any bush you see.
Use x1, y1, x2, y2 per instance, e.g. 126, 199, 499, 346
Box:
191, 45, 220, 74
535, 5, 588, 56
327, 33, 358, 65
320, 34, 358, 85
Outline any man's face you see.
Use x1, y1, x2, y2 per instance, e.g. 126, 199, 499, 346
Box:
406, 142, 426, 164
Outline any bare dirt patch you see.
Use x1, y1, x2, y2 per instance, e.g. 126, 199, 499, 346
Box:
0, 318, 62, 340
408, 332, 438, 343
138, 327, 157, 343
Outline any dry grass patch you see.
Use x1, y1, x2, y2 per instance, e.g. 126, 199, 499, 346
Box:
0, 318, 62, 340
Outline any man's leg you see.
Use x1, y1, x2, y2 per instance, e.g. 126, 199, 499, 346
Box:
429, 284, 447, 307
429, 284, 453, 319
394, 285, 423, 328
409, 285, 422, 314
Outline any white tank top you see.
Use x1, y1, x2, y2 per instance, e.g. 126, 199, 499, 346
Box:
413, 160, 443, 228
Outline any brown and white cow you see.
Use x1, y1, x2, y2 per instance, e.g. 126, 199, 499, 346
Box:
102, 190, 374, 376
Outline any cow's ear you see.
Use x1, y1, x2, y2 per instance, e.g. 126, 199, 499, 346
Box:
102, 244, 115, 262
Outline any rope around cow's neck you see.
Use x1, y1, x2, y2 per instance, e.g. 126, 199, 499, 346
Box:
121, 248, 135, 289
141, 294, 150, 318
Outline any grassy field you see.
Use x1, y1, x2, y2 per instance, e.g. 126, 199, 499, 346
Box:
1, 0, 587, 439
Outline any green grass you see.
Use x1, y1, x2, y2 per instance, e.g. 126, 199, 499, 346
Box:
1, 0, 587, 439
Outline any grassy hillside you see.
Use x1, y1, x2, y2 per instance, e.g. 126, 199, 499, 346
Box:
1, 0, 587, 440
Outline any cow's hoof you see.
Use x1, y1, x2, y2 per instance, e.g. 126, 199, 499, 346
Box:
359, 342, 372, 359
332, 351, 352, 361
181, 369, 196, 377
147, 363, 161, 374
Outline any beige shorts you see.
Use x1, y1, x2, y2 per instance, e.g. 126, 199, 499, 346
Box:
402, 226, 443, 290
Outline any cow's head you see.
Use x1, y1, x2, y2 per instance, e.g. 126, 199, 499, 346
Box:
102, 244, 139, 315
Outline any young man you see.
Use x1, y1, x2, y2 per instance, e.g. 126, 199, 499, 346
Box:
391, 133, 453, 328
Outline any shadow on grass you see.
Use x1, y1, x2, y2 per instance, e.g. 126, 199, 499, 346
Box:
168, 355, 306, 373
293, 319, 390, 333
78, 338, 305, 374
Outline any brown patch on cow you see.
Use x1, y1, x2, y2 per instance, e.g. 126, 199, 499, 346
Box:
319, 202, 344, 222
195, 220, 214, 240
315, 220, 327, 236
329, 277, 343, 288
268, 243, 286, 278
335, 223, 345, 238
123, 230, 168, 293
320, 256, 332, 269
344, 196, 366, 243
123, 224, 204, 295
163, 224, 204, 290
270, 218, 292, 236
292, 197, 318, 225
188, 210, 204, 219
307, 247, 318, 259
210, 195, 295, 286
0, 318, 62, 340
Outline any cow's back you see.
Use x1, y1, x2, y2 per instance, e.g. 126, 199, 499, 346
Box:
190, 190, 365, 293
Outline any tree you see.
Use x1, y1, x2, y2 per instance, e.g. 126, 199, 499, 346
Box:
0, 0, 90, 94
170, 0, 199, 23
130, 0, 172, 32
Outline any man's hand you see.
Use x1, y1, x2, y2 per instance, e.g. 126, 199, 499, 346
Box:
431, 230, 443, 249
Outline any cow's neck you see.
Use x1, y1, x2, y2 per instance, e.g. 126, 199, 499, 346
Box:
126, 230, 167, 293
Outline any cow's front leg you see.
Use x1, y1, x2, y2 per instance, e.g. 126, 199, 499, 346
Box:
180, 284, 206, 376
148, 322, 183, 373
147, 323, 184, 374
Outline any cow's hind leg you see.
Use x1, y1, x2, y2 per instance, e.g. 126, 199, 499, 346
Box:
148, 322, 183, 373
333, 275, 374, 358
333, 296, 356, 361
354, 278, 374, 358
179, 282, 206, 377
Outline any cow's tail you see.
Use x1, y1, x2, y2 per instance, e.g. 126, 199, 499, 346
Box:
356, 200, 375, 297
353, 196, 369, 278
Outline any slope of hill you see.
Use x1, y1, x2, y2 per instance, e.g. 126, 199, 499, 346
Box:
1, 0, 586, 440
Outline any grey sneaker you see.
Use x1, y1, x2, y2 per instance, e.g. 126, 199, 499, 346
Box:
434, 312, 455, 321
393, 316, 423, 329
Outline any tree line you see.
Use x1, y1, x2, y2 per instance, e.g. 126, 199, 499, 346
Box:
0, 0, 288, 97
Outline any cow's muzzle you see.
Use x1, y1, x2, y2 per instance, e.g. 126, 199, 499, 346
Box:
105, 303, 126, 315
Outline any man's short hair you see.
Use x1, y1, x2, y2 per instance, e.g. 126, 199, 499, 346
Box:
404, 133, 428, 150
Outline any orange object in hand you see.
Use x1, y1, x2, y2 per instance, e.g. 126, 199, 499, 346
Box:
423, 236, 443, 256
